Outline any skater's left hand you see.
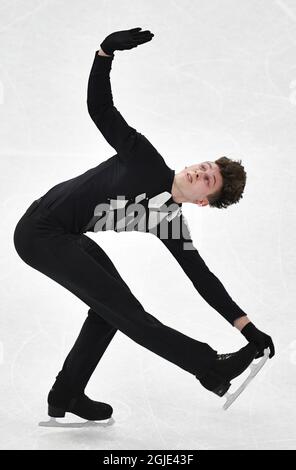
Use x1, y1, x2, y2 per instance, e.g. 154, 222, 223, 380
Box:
100, 27, 154, 56
241, 322, 275, 359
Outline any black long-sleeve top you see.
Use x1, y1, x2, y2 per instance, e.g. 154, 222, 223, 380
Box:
37, 50, 247, 326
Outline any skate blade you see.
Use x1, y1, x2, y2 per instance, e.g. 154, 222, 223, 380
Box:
223, 347, 270, 411
38, 417, 115, 428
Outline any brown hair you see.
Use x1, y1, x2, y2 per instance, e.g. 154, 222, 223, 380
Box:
207, 156, 247, 209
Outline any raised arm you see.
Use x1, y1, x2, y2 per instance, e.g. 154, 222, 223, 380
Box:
87, 28, 154, 163
87, 50, 139, 161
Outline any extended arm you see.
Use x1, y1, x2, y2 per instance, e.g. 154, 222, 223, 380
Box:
156, 213, 248, 326
156, 213, 275, 358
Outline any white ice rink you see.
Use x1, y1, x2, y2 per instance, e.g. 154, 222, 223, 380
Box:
1, 0, 296, 450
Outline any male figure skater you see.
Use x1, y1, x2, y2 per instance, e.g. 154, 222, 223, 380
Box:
13, 28, 274, 421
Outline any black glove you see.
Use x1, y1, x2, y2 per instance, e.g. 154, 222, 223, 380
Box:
100, 27, 154, 56
241, 322, 275, 359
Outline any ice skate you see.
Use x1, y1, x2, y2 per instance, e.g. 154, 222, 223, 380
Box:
222, 347, 270, 410
47, 391, 113, 420
197, 343, 260, 402
45, 379, 113, 421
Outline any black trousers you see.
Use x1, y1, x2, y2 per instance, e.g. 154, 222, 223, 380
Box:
13, 199, 217, 396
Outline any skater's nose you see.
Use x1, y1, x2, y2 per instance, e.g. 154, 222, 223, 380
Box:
194, 170, 204, 182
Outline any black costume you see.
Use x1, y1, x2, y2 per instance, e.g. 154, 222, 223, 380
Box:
13, 51, 247, 398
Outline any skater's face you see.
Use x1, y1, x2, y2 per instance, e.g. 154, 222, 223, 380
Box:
172, 161, 223, 206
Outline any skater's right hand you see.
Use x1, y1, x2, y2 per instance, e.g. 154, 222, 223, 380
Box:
100, 28, 154, 56
241, 322, 275, 359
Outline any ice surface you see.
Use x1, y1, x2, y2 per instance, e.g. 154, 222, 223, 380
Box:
1, 0, 296, 450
